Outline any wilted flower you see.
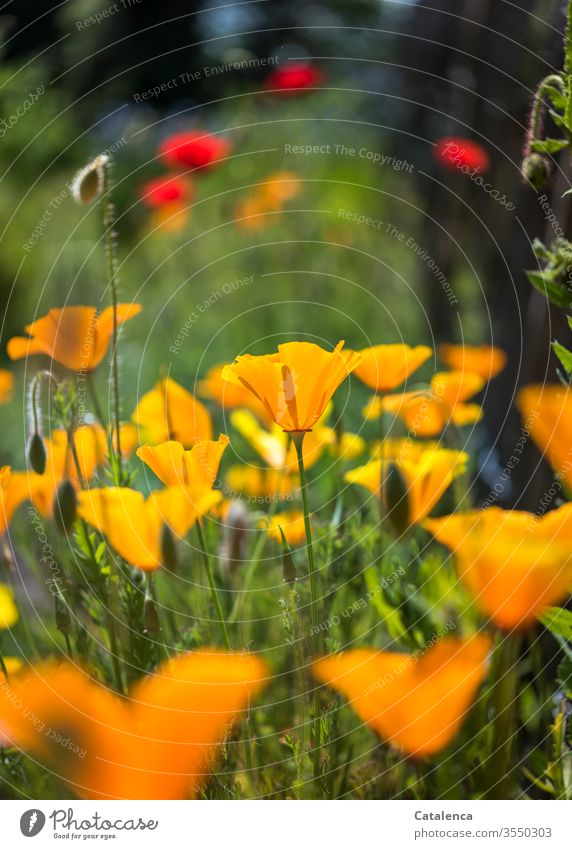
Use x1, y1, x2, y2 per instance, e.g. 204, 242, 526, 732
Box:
222, 341, 361, 432
313, 635, 491, 757
7, 305, 141, 371
0, 652, 267, 798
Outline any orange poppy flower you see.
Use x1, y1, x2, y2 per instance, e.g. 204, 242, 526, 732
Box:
351, 344, 432, 392
0, 651, 267, 799
438, 344, 506, 379
137, 435, 229, 491
77, 485, 220, 570
132, 377, 212, 447
1, 467, 20, 534
197, 364, 271, 422
7, 304, 141, 371
0, 656, 23, 682
0, 369, 14, 404
222, 341, 361, 432
258, 171, 301, 207
263, 510, 307, 545
313, 635, 491, 757
225, 464, 297, 500
425, 504, 572, 629
376, 371, 484, 435
345, 441, 468, 525
517, 384, 572, 491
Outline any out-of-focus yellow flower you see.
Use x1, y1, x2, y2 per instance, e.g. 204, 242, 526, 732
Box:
132, 377, 212, 447
234, 171, 301, 231
0, 656, 23, 682
425, 504, 572, 629
77, 486, 219, 570
137, 435, 229, 491
438, 344, 506, 379
0, 370, 14, 404
231, 409, 328, 472
0, 652, 267, 799
0, 584, 18, 630
263, 510, 307, 545
517, 384, 572, 491
7, 305, 141, 372
321, 427, 366, 460
222, 341, 361, 432
345, 440, 468, 525
374, 371, 484, 435
225, 464, 297, 499
352, 344, 432, 392
197, 364, 272, 423
150, 202, 189, 234
313, 635, 491, 757
0, 467, 21, 534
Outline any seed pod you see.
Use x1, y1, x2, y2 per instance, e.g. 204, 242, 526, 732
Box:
71, 154, 109, 204
279, 525, 297, 584
143, 592, 160, 636
53, 480, 77, 534
382, 463, 410, 537
521, 153, 551, 189
160, 523, 178, 572
27, 432, 47, 475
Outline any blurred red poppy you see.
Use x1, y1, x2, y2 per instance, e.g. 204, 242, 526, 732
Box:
265, 62, 324, 94
158, 131, 231, 170
140, 175, 192, 208
434, 137, 490, 173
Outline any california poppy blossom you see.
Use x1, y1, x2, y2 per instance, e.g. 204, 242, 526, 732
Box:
137, 434, 229, 491
313, 635, 491, 757
197, 364, 271, 422
345, 441, 468, 526
264, 510, 307, 546
132, 377, 212, 447
376, 370, 484, 435
158, 131, 231, 170
516, 384, 572, 491
7, 304, 141, 371
265, 62, 325, 95
77, 485, 220, 570
438, 344, 506, 380
434, 137, 490, 173
225, 464, 297, 499
0, 370, 14, 404
352, 344, 432, 392
0, 583, 18, 630
231, 409, 329, 472
425, 504, 572, 629
222, 341, 361, 432
140, 175, 192, 208
0, 652, 267, 799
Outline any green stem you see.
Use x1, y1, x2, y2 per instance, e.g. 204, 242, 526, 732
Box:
87, 373, 107, 428
196, 521, 231, 651
101, 160, 123, 482
482, 634, 520, 798
292, 431, 322, 792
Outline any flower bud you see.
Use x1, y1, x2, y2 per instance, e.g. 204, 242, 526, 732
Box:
278, 525, 297, 584
27, 431, 47, 475
160, 523, 178, 572
521, 153, 551, 189
71, 154, 109, 204
382, 463, 410, 536
53, 480, 77, 534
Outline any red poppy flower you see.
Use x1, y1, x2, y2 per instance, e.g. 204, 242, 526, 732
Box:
140, 176, 192, 208
158, 131, 231, 170
434, 137, 490, 173
265, 62, 324, 94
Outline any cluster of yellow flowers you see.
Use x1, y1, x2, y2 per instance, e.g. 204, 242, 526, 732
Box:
1, 299, 571, 799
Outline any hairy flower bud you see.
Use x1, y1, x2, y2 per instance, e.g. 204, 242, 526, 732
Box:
71, 154, 109, 204
521, 153, 551, 189
27, 431, 47, 475
53, 480, 77, 534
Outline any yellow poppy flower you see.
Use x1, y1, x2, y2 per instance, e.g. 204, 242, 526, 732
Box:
0, 651, 267, 799
516, 384, 572, 491
351, 344, 432, 392
222, 341, 361, 432
425, 504, 572, 629
345, 441, 468, 525
132, 377, 212, 447
313, 635, 491, 757
0, 584, 18, 630
197, 364, 272, 423
376, 371, 484, 435
225, 464, 297, 499
0, 369, 14, 404
439, 344, 506, 379
231, 409, 328, 472
0, 656, 23, 682
7, 304, 141, 371
77, 486, 220, 570
137, 434, 229, 491
263, 510, 307, 545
